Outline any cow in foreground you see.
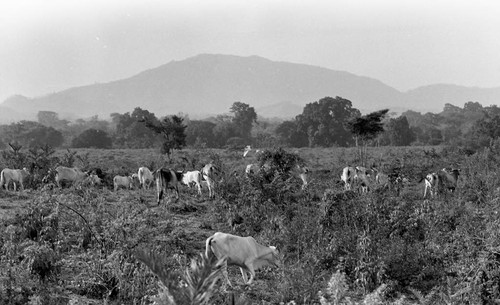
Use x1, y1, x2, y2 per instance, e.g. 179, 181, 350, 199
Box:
0, 168, 30, 191
153, 168, 180, 204
138, 167, 154, 189
180, 170, 203, 195
54, 166, 88, 188
113, 175, 134, 191
205, 232, 280, 287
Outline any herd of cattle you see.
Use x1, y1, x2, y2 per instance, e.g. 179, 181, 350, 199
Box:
340, 165, 460, 198
0, 147, 462, 287
0, 162, 220, 204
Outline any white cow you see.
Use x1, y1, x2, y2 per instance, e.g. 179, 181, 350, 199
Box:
340, 166, 356, 191
0, 168, 29, 191
201, 163, 218, 198
355, 166, 375, 193
54, 166, 88, 188
138, 167, 154, 189
243, 146, 262, 158
180, 170, 203, 195
297, 165, 310, 190
205, 232, 280, 287
113, 175, 134, 191
423, 172, 439, 198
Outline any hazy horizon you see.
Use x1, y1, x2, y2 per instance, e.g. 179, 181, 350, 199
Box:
1, 0, 500, 103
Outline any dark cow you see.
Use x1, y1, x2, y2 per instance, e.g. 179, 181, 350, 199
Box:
153, 168, 180, 204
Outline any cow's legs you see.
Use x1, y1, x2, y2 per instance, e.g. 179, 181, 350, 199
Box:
240, 267, 249, 283
245, 265, 256, 285
13, 182, 17, 191
222, 261, 232, 288
196, 183, 202, 195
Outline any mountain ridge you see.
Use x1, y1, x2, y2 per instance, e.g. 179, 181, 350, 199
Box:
1, 54, 499, 122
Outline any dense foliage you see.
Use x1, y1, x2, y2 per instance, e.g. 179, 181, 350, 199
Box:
1, 143, 500, 304
2, 98, 500, 152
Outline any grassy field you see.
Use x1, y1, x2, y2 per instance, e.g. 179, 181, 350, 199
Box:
1, 144, 498, 304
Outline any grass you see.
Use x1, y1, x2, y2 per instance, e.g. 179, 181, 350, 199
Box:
0, 144, 497, 304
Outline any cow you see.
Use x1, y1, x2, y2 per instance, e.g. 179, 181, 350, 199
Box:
423, 172, 439, 198
423, 168, 460, 198
439, 168, 460, 192
0, 168, 30, 191
243, 145, 262, 158
340, 166, 356, 191
54, 166, 88, 188
297, 165, 310, 190
153, 168, 180, 204
113, 175, 134, 191
180, 170, 203, 195
354, 166, 375, 193
138, 167, 154, 189
85, 174, 102, 187
205, 232, 280, 287
201, 163, 218, 198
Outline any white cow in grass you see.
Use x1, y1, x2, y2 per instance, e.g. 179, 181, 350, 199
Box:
138, 167, 154, 189
0, 168, 29, 191
180, 170, 203, 195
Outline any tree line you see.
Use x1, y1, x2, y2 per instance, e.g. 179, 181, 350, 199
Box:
0, 97, 499, 153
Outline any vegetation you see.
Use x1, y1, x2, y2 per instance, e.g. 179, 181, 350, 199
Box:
0, 142, 499, 304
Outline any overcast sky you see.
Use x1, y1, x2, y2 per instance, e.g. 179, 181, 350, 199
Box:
1, 0, 499, 103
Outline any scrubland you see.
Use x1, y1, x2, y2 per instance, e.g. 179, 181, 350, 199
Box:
1, 143, 499, 304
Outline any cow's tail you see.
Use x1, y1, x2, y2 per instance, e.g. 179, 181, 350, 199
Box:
0, 170, 4, 189
205, 235, 215, 259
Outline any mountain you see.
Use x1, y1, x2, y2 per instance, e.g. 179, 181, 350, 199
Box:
1, 54, 499, 122
404, 84, 500, 113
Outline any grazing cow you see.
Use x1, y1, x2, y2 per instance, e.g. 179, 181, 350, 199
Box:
0, 168, 29, 191
439, 168, 460, 192
153, 168, 180, 204
201, 163, 218, 198
245, 164, 256, 176
205, 232, 280, 287
86, 174, 102, 186
423, 172, 439, 198
355, 166, 375, 193
297, 165, 310, 190
138, 167, 154, 189
243, 146, 262, 158
423, 168, 460, 198
113, 175, 134, 191
180, 170, 203, 195
54, 166, 88, 188
341, 166, 356, 191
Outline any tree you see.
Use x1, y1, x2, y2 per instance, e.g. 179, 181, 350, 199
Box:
185, 120, 217, 147
346, 109, 388, 164
144, 115, 187, 158
385, 116, 415, 146
276, 120, 307, 147
230, 102, 257, 140
295, 96, 361, 147
113, 108, 160, 148
71, 129, 112, 148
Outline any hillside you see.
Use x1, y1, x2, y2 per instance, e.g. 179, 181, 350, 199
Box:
1, 54, 499, 122
0, 54, 403, 120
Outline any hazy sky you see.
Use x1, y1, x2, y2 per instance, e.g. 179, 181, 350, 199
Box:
1, 0, 499, 103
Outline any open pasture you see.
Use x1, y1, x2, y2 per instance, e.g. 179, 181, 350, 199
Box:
1, 144, 500, 304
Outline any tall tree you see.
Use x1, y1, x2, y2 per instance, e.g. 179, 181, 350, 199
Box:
144, 115, 187, 158
347, 109, 388, 164
385, 116, 414, 146
230, 102, 257, 140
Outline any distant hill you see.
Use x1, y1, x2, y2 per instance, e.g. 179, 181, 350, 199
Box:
1, 54, 499, 123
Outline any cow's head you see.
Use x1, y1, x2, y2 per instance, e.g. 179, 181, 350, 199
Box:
268, 246, 281, 267
425, 173, 438, 186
